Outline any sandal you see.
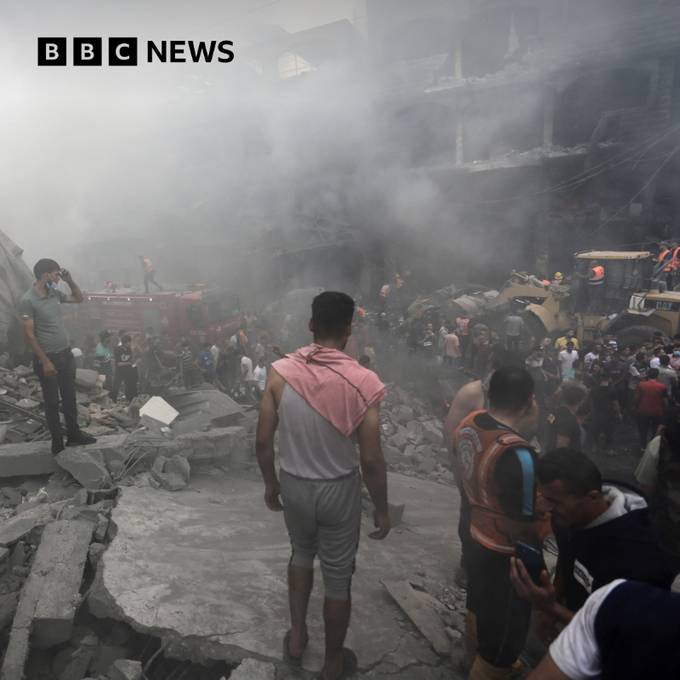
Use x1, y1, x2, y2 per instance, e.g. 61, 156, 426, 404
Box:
283, 629, 308, 667
317, 647, 358, 679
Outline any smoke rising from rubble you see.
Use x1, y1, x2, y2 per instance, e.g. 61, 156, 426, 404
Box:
1, 0, 559, 295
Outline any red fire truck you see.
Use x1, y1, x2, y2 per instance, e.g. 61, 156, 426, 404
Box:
64, 288, 242, 345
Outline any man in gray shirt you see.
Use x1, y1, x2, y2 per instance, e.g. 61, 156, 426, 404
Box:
19, 258, 96, 454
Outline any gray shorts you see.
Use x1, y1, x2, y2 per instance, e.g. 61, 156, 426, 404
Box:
280, 468, 361, 601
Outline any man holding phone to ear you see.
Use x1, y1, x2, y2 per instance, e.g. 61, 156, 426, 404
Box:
19, 259, 96, 455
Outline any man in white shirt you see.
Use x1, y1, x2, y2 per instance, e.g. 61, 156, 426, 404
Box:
583, 344, 601, 372
253, 357, 267, 395
528, 580, 680, 680
558, 342, 579, 381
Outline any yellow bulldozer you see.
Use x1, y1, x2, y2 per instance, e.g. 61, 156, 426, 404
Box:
493, 250, 680, 347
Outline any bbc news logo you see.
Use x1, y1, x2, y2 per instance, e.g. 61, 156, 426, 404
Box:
37, 37, 235, 66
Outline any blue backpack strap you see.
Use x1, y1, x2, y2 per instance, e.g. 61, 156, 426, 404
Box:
514, 447, 535, 518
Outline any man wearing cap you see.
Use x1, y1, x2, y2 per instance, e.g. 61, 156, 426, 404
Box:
19, 259, 97, 455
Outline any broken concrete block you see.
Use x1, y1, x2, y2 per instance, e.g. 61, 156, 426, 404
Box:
56, 449, 112, 490
108, 659, 142, 680
229, 659, 275, 680
139, 396, 178, 431
0, 592, 18, 631
395, 405, 414, 425
57, 643, 95, 680
0, 487, 23, 507
91, 645, 132, 676
75, 369, 99, 390
88, 542, 105, 567
165, 455, 190, 483
94, 514, 109, 542
31, 520, 94, 648
16, 398, 39, 410
0, 505, 52, 547
421, 421, 443, 446
0, 440, 59, 478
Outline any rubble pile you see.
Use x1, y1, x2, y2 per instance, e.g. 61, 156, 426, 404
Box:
381, 385, 454, 485
0, 388, 254, 679
0, 365, 137, 444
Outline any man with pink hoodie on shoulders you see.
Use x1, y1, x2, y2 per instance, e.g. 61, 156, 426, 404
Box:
256, 291, 390, 680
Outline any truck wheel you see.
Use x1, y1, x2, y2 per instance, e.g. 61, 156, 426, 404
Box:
616, 325, 664, 347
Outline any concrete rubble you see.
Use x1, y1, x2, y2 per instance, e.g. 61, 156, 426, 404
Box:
229, 658, 275, 680
380, 385, 454, 485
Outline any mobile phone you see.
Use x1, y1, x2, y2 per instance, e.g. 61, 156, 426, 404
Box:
515, 541, 547, 585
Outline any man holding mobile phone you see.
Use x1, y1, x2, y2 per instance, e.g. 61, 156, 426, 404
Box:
19, 259, 96, 455
510, 448, 674, 637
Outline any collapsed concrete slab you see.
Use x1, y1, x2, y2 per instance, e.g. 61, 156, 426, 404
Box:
0, 433, 128, 480
1, 520, 94, 679
56, 449, 113, 489
0, 505, 53, 548
32, 520, 94, 648
165, 389, 244, 434
0, 440, 59, 478
230, 659, 275, 680
88, 472, 459, 673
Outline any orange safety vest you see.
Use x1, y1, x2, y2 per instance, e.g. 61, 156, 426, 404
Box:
589, 265, 605, 285
671, 247, 680, 272
659, 248, 672, 273
453, 411, 549, 554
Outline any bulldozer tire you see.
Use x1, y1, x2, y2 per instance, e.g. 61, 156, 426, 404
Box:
616, 324, 663, 347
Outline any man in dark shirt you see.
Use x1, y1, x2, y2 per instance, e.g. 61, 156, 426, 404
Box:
587, 367, 621, 455
19, 259, 96, 454
545, 381, 587, 451
511, 449, 674, 637
111, 335, 138, 402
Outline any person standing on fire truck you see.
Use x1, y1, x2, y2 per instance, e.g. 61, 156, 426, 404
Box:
139, 255, 163, 294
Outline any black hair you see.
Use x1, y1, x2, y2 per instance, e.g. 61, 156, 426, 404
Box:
537, 448, 602, 496
649, 368, 660, 379
660, 354, 671, 367
311, 291, 355, 339
121, 335, 132, 344
33, 258, 60, 279
561, 381, 587, 407
99, 330, 111, 342
488, 367, 534, 412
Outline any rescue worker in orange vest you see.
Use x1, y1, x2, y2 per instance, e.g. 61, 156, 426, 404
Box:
669, 242, 680, 290
587, 260, 606, 313
139, 255, 163, 294
453, 367, 548, 679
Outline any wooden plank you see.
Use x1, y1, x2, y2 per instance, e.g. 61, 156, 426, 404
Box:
382, 579, 450, 656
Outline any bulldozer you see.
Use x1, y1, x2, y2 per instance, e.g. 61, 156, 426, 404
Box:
494, 250, 680, 347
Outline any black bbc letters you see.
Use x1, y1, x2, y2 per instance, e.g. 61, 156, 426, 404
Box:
108, 37, 138, 66
37, 37, 67, 66
73, 37, 102, 66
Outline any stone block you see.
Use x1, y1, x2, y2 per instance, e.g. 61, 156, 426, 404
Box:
108, 658, 142, 680
390, 431, 408, 449
230, 659, 275, 680
0, 440, 59, 478
421, 421, 442, 446
0, 592, 18, 631
32, 520, 95, 648
383, 445, 402, 465
16, 398, 39, 410
75, 369, 99, 390
139, 396, 178, 431
56, 449, 112, 490
165, 455, 190, 484
0, 506, 52, 547
394, 405, 414, 425
88, 542, 105, 567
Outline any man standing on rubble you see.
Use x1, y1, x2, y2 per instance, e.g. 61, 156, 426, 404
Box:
256, 291, 390, 680
19, 259, 97, 455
